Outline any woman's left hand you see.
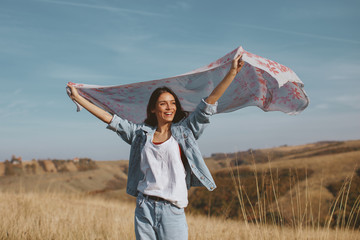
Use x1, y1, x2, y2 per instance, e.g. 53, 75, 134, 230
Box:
206, 53, 245, 104
230, 54, 244, 74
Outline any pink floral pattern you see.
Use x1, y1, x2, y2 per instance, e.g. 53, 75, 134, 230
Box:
68, 46, 309, 123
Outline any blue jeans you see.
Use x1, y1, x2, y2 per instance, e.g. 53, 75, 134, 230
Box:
135, 193, 188, 240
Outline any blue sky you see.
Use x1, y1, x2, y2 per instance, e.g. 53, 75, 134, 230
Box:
1, 0, 359, 161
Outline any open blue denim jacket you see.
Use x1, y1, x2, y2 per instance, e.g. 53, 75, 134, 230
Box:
107, 99, 217, 197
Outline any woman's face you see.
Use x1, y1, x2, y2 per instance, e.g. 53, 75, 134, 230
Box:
152, 92, 177, 125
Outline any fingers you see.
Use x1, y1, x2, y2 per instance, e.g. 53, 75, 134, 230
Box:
234, 53, 244, 73
67, 85, 75, 93
66, 84, 79, 99
235, 53, 242, 61
232, 54, 242, 65
67, 84, 76, 91
234, 53, 243, 65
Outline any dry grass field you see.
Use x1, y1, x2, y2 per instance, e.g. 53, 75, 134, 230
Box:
0, 191, 359, 240
194, 140, 360, 226
0, 140, 359, 239
0, 160, 132, 202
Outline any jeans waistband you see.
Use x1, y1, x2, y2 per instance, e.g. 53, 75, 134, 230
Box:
144, 193, 167, 202
138, 192, 168, 202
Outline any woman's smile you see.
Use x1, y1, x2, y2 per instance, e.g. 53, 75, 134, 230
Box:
152, 92, 177, 124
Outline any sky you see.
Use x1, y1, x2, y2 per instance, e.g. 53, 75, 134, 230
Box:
0, 0, 359, 161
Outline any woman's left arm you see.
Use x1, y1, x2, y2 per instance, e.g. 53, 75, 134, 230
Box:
205, 54, 244, 104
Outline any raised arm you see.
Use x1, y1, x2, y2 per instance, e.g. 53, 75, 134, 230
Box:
205, 54, 244, 104
67, 84, 113, 124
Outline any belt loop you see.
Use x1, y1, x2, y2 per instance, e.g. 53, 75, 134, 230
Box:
138, 191, 146, 200
141, 192, 149, 201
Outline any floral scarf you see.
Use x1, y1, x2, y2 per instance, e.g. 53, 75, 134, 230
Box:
67, 46, 309, 123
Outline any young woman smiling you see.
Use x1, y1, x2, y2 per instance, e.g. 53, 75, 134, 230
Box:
67, 54, 244, 240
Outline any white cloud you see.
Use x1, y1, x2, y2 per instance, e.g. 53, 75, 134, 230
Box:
168, 2, 191, 10
14, 88, 22, 95
312, 94, 360, 111
36, 0, 166, 17
0, 27, 33, 56
233, 23, 360, 45
333, 95, 360, 109
314, 104, 329, 110
41, 63, 117, 81
0, 99, 38, 120
91, 34, 155, 54
280, 4, 359, 19
325, 64, 360, 85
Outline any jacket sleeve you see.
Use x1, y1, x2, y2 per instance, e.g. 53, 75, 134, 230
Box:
181, 99, 218, 140
106, 114, 139, 145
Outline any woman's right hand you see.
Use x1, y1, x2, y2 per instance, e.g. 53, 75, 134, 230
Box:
67, 83, 113, 124
67, 83, 80, 101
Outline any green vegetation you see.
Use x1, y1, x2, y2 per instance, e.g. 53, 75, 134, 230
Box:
326, 168, 360, 228
4, 160, 23, 176
1, 158, 98, 176
211, 149, 286, 165
188, 167, 312, 223
292, 146, 360, 159
52, 159, 71, 172
74, 158, 98, 171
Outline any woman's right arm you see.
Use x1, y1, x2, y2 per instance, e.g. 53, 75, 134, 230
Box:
67, 84, 138, 144
67, 84, 113, 124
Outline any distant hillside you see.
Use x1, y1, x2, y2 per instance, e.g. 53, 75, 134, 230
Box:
188, 139, 360, 228
0, 157, 98, 177
0, 160, 131, 201
204, 140, 360, 171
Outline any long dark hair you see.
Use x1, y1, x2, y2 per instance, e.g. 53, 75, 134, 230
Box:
144, 86, 188, 127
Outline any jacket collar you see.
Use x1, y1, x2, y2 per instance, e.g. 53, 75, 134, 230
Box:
140, 124, 156, 135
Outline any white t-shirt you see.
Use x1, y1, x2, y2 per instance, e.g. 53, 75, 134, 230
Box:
137, 135, 188, 208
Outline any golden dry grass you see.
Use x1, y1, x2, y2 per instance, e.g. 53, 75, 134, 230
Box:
0, 192, 359, 240
220, 140, 360, 227
1, 140, 359, 239
0, 192, 134, 240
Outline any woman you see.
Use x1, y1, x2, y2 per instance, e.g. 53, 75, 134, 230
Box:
67, 54, 244, 239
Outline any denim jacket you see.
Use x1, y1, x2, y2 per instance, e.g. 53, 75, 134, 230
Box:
107, 99, 217, 197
